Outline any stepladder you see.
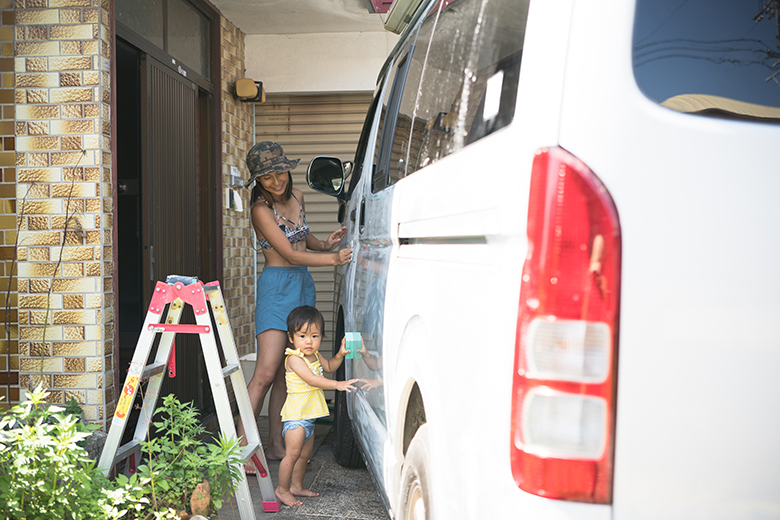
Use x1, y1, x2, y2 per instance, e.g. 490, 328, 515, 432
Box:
98, 275, 279, 516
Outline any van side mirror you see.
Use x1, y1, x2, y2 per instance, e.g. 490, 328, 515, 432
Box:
307, 156, 346, 196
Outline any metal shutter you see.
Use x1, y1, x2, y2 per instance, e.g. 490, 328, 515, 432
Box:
253, 93, 373, 339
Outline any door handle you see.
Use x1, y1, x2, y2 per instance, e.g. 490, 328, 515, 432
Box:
350, 207, 356, 222
359, 199, 366, 235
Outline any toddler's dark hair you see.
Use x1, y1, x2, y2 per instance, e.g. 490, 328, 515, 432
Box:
286, 305, 325, 336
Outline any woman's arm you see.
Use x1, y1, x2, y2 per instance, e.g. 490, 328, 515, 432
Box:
252, 202, 351, 267
287, 355, 357, 392
305, 226, 347, 252
300, 191, 347, 252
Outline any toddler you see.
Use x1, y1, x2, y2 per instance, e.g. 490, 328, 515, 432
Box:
275, 305, 359, 507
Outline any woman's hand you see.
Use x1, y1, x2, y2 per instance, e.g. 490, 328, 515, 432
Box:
324, 226, 348, 251
333, 246, 353, 266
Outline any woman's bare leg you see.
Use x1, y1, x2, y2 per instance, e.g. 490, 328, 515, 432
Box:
266, 360, 288, 459
236, 329, 288, 467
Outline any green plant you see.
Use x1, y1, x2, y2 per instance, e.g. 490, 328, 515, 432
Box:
0, 384, 148, 520
136, 394, 243, 515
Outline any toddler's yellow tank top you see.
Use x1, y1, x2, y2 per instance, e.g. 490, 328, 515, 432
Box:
280, 348, 330, 421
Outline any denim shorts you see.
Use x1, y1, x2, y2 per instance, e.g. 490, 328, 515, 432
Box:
282, 418, 316, 443
255, 266, 316, 336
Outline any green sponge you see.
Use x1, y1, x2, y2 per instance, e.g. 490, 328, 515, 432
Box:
345, 332, 362, 359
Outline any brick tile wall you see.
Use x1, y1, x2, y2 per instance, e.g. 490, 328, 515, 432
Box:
0, 0, 17, 410
220, 16, 255, 359
13, 0, 114, 426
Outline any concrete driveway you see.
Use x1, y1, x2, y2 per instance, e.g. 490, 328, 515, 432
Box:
218, 417, 388, 520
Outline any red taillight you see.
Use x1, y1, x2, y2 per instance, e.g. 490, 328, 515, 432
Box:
511, 147, 621, 503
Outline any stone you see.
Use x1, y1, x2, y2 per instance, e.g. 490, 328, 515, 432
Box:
85, 429, 106, 461
190, 480, 211, 517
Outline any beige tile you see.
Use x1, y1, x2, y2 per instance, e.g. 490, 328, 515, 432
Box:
20, 356, 64, 373
17, 135, 59, 151
26, 121, 50, 135
86, 357, 101, 371
20, 374, 53, 390
50, 119, 92, 134
49, 24, 93, 41
62, 103, 83, 118
17, 73, 59, 89
53, 373, 97, 389
60, 246, 94, 262
64, 356, 84, 372
25, 89, 49, 104
64, 389, 85, 404
15, 9, 59, 25
50, 0, 93, 7
19, 325, 62, 341
16, 104, 59, 120
15, 41, 59, 57
18, 196, 59, 213
52, 341, 96, 357
51, 277, 96, 293
17, 168, 57, 183
63, 326, 84, 340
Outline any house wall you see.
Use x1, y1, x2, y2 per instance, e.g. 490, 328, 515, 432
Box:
0, 0, 17, 409
244, 31, 397, 94
219, 15, 255, 359
14, 0, 115, 426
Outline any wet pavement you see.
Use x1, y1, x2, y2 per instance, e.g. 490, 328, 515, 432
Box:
218, 416, 388, 520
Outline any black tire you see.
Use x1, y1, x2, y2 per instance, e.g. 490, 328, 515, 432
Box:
332, 329, 363, 468
399, 424, 434, 520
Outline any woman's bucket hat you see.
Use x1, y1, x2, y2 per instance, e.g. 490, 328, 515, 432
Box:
244, 141, 301, 188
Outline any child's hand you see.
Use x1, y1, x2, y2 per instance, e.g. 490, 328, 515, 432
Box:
336, 379, 359, 392
338, 337, 350, 358
358, 337, 367, 356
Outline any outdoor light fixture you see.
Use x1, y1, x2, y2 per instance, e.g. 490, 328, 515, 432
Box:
234, 78, 266, 103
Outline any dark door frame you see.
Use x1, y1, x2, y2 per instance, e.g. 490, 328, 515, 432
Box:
110, 0, 224, 404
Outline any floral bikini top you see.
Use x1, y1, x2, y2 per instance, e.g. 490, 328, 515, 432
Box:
256, 194, 310, 250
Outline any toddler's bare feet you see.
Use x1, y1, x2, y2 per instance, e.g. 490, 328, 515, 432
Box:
291, 487, 320, 497
275, 487, 303, 507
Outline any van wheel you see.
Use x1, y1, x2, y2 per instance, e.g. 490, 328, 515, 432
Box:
332, 363, 363, 468
399, 424, 433, 520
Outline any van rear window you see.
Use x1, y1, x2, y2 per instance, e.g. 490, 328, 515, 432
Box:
633, 0, 780, 122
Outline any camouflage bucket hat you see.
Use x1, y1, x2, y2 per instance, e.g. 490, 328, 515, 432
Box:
244, 141, 301, 188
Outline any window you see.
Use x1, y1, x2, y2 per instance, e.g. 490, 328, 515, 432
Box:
372, 36, 420, 193
117, 0, 211, 78
633, 0, 780, 122
347, 94, 381, 198
408, 0, 530, 174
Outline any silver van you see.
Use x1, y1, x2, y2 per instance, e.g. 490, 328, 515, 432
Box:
308, 0, 780, 518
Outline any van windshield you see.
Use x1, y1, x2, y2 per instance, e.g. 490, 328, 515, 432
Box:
632, 0, 780, 122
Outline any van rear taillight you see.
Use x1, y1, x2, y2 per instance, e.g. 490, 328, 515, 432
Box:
511, 147, 621, 503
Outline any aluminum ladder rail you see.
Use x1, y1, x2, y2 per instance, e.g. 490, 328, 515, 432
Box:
97, 276, 279, 516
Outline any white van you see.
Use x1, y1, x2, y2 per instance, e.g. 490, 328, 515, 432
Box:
307, 0, 780, 518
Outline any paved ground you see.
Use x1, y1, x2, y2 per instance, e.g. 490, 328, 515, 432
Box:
217, 416, 388, 520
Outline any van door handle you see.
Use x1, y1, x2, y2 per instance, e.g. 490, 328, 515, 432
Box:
359, 199, 366, 234
350, 207, 356, 222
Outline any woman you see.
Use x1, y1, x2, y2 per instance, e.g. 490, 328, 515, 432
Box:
238, 141, 352, 468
